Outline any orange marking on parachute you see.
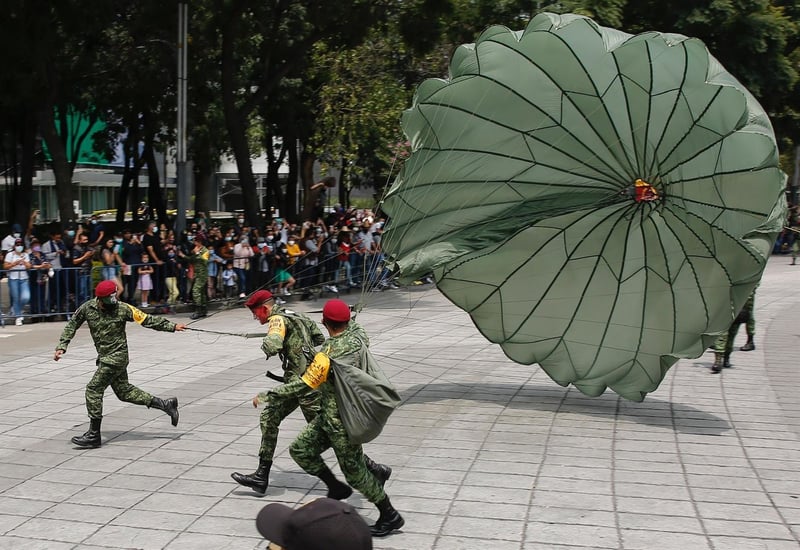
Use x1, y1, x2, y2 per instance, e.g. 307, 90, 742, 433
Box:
634, 179, 659, 202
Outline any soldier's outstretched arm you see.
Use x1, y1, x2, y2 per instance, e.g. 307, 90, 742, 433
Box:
54, 305, 87, 359
123, 303, 178, 332
253, 374, 312, 407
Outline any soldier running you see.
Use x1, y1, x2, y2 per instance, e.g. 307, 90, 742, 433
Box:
231, 291, 391, 495
289, 299, 404, 537
54, 280, 187, 448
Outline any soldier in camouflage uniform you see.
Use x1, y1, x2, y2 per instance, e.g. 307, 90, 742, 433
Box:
187, 235, 210, 319
54, 280, 187, 448
231, 291, 391, 495
288, 299, 404, 537
711, 290, 756, 373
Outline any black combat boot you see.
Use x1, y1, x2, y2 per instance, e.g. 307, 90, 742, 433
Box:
723, 353, 732, 369
370, 495, 405, 537
149, 396, 179, 426
740, 337, 755, 352
711, 353, 724, 374
71, 417, 102, 448
364, 455, 392, 486
231, 458, 271, 494
190, 308, 207, 320
318, 467, 353, 500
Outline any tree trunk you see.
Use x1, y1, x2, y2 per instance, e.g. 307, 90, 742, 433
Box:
116, 138, 134, 224
18, 111, 36, 228
39, 104, 74, 228
192, 142, 216, 218
142, 142, 166, 226
339, 158, 349, 208
220, 8, 260, 227
286, 136, 299, 221
300, 147, 317, 220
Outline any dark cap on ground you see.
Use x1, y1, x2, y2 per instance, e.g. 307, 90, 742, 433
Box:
245, 290, 274, 309
256, 498, 372, 550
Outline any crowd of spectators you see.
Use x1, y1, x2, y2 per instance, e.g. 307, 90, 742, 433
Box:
0, 205, 411, 325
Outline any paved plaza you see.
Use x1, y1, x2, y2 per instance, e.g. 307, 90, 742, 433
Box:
0, 256, 799, 549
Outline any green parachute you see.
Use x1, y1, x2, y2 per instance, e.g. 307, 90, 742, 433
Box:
381, 13, 786, 401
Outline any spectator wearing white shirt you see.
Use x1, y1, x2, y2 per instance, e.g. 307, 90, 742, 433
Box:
3, 238, 31, 325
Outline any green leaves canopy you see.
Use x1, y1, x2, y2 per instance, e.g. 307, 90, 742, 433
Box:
381, 13, 786, 401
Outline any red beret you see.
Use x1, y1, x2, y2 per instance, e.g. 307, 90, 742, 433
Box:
95, 280, 117, 298
323, 299, 351, 323
245, 290, 274, 309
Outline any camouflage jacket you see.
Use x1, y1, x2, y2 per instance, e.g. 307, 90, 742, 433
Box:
260, 304, 325, 375
187, 245, 210, 280
56, 299, 177, 367
260, 321, 369, 404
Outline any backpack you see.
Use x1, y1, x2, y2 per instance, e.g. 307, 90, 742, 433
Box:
330, 342, 400, 445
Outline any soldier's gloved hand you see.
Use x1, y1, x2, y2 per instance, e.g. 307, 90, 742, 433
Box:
54, 349, 64, 361
252, 395, 260, 408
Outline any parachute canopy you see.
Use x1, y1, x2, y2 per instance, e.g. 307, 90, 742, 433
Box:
381, 13, 786, 401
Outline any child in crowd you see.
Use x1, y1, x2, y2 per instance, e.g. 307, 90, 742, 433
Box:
221, 260, 237, 298
137, 253, 154, 307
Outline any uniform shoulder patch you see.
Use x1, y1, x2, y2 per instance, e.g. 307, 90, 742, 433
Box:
267, 315, 286, 339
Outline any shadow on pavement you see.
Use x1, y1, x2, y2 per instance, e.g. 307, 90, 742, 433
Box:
104, 430, 188, 442
399, 382, 730, 436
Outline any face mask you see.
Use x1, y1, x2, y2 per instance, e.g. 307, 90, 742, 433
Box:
91, 220, 97, 225
187, 236, 194, 242
237, 218, 244, 224
332, 238, 338, 244
32, 246, 41, 252
12, 232, 20, 238
168, 252, 175, 258
100, 295, 118, 310
115, 238, 123, 243
225, 237, 231, 242
66, 230, 75, 237
14, 245, 23, 253
240, 238, 248, 243
266, 235, 274, 241
288, 240, 295, 246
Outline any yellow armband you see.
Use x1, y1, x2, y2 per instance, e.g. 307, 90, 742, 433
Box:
302, 352, 331, 389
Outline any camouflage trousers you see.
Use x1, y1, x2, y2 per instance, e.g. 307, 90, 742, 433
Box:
258, 372, 320, 462
715, 294, 755, 356
86, 361, 153, 419
192, 276, 207, 308
290, 407, 385, 504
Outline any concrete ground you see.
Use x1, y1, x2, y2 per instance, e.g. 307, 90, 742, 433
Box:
0, 255, 798, 549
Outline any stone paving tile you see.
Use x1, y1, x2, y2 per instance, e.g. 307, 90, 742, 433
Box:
620, 529, 712, 549
133, 492, 221, 516
82, 524, 179, 549
3, 480, 84, 502
0, 513, 28, 535
39, 502, 122, 524
163, 531, 262, 549
0, 536, 74, 549
525, 521, 619, 548
7, 516, 101, 543
111, 509, 197, 531
67, 486, 151, 509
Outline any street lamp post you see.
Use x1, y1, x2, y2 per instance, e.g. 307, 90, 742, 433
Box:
175, 2, 189, 236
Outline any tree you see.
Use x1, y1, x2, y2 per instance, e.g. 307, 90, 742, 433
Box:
213, 0, 388, 225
